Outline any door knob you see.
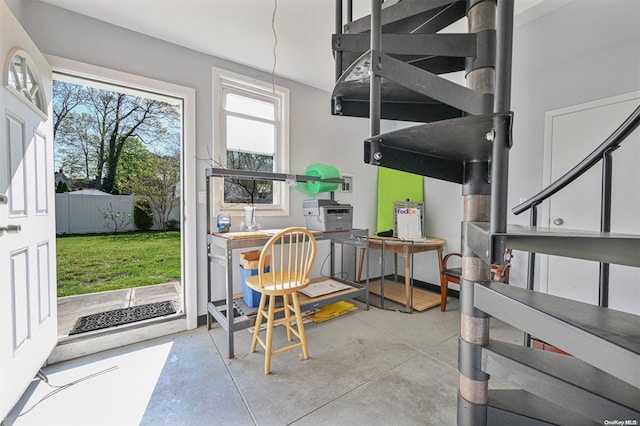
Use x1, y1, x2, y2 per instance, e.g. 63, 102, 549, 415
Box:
0, 224, 21, 235
553, 218, 564, 226
0, 193, 7, 204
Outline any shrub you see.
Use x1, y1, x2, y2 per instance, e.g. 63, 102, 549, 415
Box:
134, 198, 154, 230
55, 181, 69, 193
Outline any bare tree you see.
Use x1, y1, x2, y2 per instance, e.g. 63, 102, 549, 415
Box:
53, 81, 180, 194
224, 151, 274, 205
55, 112, 99, 179
99, 93, 179, 193
53, 81, 86, 138
121, 154, 180, 230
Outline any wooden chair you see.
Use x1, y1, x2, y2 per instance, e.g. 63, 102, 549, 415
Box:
439, 249, 512, 312
244, 227, 317, 374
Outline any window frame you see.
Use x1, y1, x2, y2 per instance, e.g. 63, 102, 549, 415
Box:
212, 67, 290, 216
4, 47, 48, 119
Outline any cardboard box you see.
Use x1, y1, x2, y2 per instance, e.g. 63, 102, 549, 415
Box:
240, 250, 270, 270
239, 250, 271, 308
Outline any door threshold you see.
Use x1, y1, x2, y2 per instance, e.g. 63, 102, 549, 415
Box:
57, 312, 186, 344
49, 314, 187, 365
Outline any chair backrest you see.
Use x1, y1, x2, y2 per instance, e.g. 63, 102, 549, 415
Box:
257, 227, 317, 292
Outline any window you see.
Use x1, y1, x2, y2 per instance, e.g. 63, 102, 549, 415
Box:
213, 68, 289, 215
4, 48, 47, 119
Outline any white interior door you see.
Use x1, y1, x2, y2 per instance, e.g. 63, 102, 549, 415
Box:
543, 92, 640, 314
0, 2, 56, 420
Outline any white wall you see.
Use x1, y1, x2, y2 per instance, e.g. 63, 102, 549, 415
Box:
507, 0, 640, 288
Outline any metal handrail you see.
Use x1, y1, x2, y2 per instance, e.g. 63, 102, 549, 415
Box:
512, 103, 640, 314
512, 104, 640, 216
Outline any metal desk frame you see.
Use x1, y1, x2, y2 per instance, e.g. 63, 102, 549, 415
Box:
206, 229, 369, 358
205, 167, 370, 358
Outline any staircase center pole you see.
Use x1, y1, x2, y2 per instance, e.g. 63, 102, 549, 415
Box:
335, 0, 343, 82
458, 1, 496, 425
369, 0, 382, 137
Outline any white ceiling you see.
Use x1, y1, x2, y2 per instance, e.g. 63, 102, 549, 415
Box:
39, 0, 554, 92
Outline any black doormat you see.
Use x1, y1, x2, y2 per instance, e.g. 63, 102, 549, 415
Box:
69, 301, 176, 335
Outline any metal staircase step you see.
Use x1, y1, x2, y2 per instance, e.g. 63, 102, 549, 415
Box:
466, 223, 640, 267
362, 113, 511, 183
407, 55, 465, 75
501, 225, 640, 267
345, 0, 465, 35
332, 55, 465, 121
486, 389, 601, 426
338, 51, 465, 82
332, 50, 493, 121
333, 32, 476, 79
332, 88, 463, 122
333, 33, 476, 58
474, 282, 640, 388
483, 340, 640, 421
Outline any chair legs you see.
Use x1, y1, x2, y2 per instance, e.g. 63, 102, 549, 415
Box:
251, 293, 267, 353
283, 294, 292, 342
439, 274, 448, 312
291, 292, 309, 360
264, 295, 276, 375
251, 292, 309, 374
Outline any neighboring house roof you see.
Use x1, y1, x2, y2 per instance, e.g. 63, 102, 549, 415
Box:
54, 170, 71, 185
69, 178, 99, 190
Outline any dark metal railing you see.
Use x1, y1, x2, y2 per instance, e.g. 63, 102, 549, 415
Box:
512, 104, 640, 308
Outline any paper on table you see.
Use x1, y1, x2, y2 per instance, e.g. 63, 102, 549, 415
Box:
258, 229, 284, 236
299, 279, 352, 298
396, 208, 423, 240
220, 231, 269, 239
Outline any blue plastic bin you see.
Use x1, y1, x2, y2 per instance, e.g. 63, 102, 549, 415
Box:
239, 265, 269, 308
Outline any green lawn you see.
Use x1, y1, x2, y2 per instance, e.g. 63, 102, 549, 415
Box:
56, 231, 181, 297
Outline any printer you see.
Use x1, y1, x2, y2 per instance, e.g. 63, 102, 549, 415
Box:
303, 199, 353, 231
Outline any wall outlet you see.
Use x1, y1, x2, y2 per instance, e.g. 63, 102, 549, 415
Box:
340, 175, 353, 193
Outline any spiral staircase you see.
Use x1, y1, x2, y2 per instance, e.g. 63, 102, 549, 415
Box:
331, 1, 640, 424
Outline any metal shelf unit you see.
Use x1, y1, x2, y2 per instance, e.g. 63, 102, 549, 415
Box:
205, 168, 369, 358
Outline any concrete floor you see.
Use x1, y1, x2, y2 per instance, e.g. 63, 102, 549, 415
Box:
6, 298, 522, 426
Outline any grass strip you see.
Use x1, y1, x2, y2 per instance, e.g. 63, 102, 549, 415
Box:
56, 231, 180, 297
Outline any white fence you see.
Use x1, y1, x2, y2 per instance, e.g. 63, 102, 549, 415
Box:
55, 193, 136, 234
55, 192, 181, 235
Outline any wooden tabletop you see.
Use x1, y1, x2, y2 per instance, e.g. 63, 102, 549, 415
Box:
366, 235, 446, 249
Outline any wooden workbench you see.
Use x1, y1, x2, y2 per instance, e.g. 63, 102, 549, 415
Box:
358, 236, 446, 311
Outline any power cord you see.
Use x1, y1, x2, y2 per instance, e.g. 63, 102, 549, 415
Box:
271, 0, 278, 94
18, 366, 119, 417
319, 251, 349, 281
